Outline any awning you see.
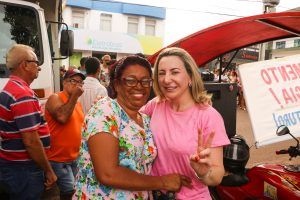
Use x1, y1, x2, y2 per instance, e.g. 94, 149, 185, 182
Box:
148, 12, 300, 66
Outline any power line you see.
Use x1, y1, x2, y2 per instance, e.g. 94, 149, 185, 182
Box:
167, 7, 244, 17
278, 5, 292, 10
95, 0, 248, 17
234, 0, 261, 2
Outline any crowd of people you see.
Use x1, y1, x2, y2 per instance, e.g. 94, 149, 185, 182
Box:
0, 44, 230, 200
212, 68, 247, 110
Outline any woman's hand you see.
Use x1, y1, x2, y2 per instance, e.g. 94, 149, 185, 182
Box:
190, 129, 215, 179
160, 174, 192, 192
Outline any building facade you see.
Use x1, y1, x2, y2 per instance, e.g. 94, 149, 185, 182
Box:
62, 0, 166, 67
269, 8, 300, 59
270, 37, 300, 59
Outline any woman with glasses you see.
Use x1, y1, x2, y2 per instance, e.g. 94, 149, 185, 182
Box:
140, 47, 230, 199
74, 55, 191, 200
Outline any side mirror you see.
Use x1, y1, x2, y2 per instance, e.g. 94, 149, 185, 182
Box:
276, 125, 290, 136
60, 30, 74, 57
276, 125, 299, 148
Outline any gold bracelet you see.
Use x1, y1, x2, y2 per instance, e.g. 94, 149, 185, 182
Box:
195, 169, 212, 180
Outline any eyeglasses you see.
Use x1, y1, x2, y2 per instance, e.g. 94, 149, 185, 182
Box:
25, 60, 40, 65
122, 77, 152, 88
68, 79, 84, 85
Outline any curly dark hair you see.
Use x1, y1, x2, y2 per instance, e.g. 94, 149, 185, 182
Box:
107, 55, 152, 99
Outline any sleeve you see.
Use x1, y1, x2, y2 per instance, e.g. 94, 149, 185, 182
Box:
83, 97, 121, 140
139, 97, 157, 116
11, 96, 41, 132
201, 106, 230, 147
96, 85, 108, 97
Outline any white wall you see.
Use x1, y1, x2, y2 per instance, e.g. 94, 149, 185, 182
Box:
271, 37, 300, 59
272, 37, 300, 49
271, 49, 300, 59
63, 6, 165, 38
62, 7, 72, 26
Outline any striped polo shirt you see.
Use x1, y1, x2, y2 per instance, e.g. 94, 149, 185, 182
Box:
0, 75, 50, 162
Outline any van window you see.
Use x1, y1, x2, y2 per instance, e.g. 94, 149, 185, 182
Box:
0, 3, 42, 78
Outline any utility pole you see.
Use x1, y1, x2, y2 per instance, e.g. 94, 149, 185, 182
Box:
259, 0, 280, 60
262, 0, 280, 13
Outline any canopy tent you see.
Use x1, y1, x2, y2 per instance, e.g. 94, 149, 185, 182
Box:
148, 12, 300, 67
147, 12, 300, 147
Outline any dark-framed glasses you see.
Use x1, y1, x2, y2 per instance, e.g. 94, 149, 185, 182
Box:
68, 79, 84, 85
122, 77, 152, 88
26, 60, 40, 66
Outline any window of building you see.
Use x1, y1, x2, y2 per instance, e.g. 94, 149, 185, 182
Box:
128, 16, 139, 34
145, 18, 156, 36
100, 13, 112, 32
294, 39, 300, 47
275, 41, 286, 49
72, 10, 84, 28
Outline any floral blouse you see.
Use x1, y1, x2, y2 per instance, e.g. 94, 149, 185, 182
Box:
74, 97, 157, 200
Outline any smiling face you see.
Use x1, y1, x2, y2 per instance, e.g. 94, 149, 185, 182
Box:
157, 55, 192, 101
115, 64, 151, 112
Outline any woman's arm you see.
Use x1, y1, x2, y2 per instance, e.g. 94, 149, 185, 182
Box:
189, 129, 226, 186
88, 132, 191, 191
192, 146, 225, 186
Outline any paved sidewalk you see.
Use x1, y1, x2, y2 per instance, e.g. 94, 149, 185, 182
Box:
236, 108, 298, 167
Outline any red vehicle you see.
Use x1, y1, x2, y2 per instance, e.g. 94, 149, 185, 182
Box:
148, 12, 300, 200
210, 125, 300, 200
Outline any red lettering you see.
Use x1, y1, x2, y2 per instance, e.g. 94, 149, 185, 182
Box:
286, 64, 298, 80
242, 52, 258, 60
293, 63, 300, 78
277, 65, 290, 82
269, 88, 283, 108
267, 67, 279, 83
295, 86, 300, 99
282, 88, 294, 104
289, 87, 298, 103
261, 69, 272, 84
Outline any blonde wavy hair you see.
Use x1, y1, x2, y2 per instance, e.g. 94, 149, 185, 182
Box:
153, 47, 211, 104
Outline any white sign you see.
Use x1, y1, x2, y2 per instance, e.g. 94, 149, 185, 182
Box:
73, 29, 143, 53
238, 54, 300, 147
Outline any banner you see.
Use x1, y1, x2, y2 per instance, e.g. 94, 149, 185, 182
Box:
238, 54, 300, 147
72, 29, 163, 55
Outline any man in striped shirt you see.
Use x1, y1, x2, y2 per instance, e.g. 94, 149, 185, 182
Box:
0, 44, 57, 199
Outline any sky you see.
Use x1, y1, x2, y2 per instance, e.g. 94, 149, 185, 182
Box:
117, 0, 300, 46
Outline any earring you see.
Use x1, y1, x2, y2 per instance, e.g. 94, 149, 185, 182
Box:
188, 82, 192, 87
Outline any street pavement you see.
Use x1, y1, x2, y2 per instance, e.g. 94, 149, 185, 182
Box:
236, 108, 299, 167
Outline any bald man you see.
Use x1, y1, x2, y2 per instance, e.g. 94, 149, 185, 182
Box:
0, 44, 57, 199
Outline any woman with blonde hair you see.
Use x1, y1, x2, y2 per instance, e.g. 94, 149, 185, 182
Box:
141, 47, 230, 199
74, 55, 191, 200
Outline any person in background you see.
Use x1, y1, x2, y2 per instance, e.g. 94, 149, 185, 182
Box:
79, 57, 107, 115
45, 69, 85, 200
213, 68, 228, 82
68, 66, 77, 70
79, 57, 88, 76
0, 44, 57, 199
74, 55, 191, 199
99, 54, 111, 87
141, 47, 230, 199
238, 78, 246, 110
